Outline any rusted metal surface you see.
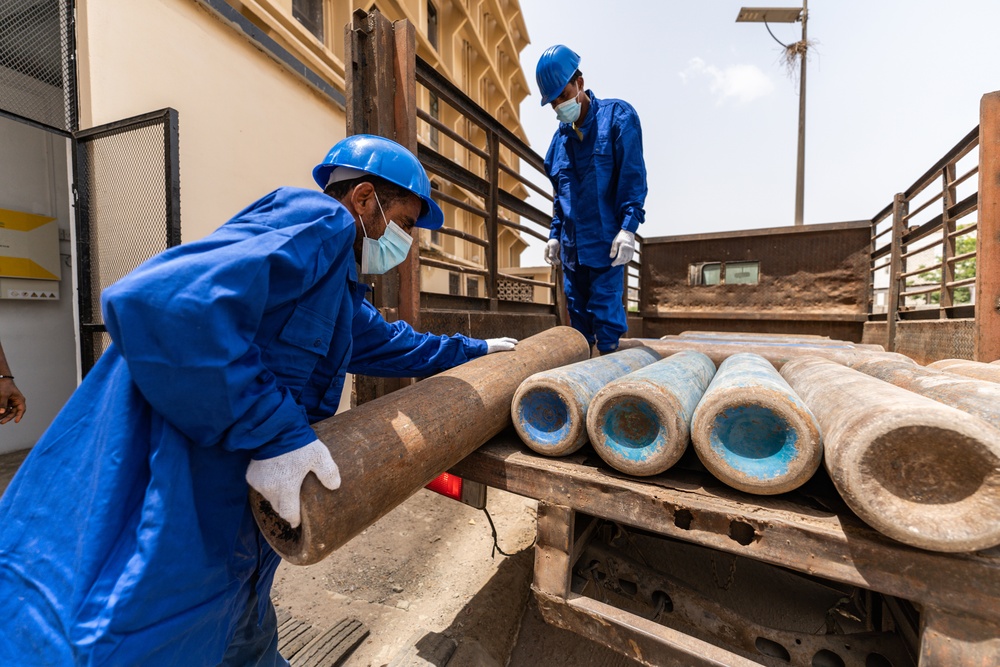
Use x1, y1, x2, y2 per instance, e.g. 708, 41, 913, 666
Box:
780, 356, 1000, 552
639, 222, 870, 342
918, 606, 1000, 666
534, 502, 574, 600
850, 357, 1000, 429
639, 337, 914, 370
456, 437, 1000, 665
534, 590, 758, 667
345, 9, 412, 402
975, 92, 1000, 361
586, 351, 715, 476
862, 319, 978, 365
887, 193, 906, 352
927, 358, 1000, 383
572, 539, 914, 666
251, 327, 589, 564
412, 56, 563, 311
691, 353, 822, 495
449, 435, 1000, 622
511, 347, 661, 457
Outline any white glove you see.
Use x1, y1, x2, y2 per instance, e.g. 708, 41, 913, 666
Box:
246, 439, 341, 528
610, 230, 635, 267
486, 337, 518, 353
544, 238, 561, 266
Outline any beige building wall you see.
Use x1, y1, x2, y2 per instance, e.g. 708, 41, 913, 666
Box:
75, 0, 536, 292
224, 0, 535, 298
76, 0, 347, 242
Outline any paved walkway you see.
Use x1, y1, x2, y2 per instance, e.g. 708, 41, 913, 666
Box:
0, 447, 29, 497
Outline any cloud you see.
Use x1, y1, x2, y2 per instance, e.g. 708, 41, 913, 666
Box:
679, 57, 774, 105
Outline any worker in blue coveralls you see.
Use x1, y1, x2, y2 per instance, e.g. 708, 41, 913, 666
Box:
0, 134, 518, 666
537, 45, 647, 356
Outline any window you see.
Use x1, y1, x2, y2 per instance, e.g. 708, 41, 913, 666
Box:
725, 262, 759, 285
449, 273, 460, 296
466, 277, 479, 298
690, 261, 759, 286
292, 0, 324, 42
701, 263, 721, 286
427, 2, 439, 50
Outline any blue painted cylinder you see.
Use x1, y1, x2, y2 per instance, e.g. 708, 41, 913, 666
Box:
512, 347, 661, 456
690, 353, 822, 495
586, 351, 716, 476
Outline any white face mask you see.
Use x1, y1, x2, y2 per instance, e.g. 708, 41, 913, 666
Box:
360, 193, 414, 275
555, 96, 582, 124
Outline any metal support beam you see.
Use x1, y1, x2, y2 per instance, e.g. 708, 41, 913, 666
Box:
345, 8, 418, 401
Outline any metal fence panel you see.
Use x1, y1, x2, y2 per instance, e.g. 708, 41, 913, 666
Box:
75, 108, 181, 374
0, 0, 77, 132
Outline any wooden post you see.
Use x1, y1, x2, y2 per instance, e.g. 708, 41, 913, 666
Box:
976, 91, 1000, 362
886, 193, 906, 352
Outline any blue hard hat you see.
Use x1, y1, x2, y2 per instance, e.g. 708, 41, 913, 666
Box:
536, 45, 581, 106
313, 134, 444, 230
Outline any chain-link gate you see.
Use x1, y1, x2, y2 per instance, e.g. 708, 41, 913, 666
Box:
75, 108, 181, 374
0, 0, 77, 132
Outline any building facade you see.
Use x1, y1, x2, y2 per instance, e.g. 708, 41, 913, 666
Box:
0, 0, 534, 453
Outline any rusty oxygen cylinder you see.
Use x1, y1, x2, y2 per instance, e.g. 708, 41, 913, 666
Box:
781, 356, 1000, 553
639, 338, 914, 371
927, 358, 1000, 384
251, 326, 590, 565
586, 351, 716, 476
672, 331, 884, 350
511, 347, 662, 457
850, 357, 1000, 430
690, 353, 822, 495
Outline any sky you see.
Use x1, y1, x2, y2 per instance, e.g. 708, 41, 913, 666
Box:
514, 0, 1000, 264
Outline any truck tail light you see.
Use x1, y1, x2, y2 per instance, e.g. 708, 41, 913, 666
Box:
426, 472, 487, 509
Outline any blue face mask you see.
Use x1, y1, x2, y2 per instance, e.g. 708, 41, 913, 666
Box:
360, 193, 414, 275
555, 96, 582, 124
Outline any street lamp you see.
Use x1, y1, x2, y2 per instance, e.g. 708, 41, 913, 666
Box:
737, 3, 809, 226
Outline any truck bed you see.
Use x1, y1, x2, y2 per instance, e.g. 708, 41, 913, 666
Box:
451, 429, 1000, 666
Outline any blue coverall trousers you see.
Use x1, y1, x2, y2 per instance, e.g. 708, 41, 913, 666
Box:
562, 263, 628, 353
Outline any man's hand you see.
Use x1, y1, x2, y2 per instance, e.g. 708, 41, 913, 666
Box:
544, 239, 561, 266
246, 439, 341, 527
486, 337, 518, 353
610, 230, 636, 267
0, 378, 25, 425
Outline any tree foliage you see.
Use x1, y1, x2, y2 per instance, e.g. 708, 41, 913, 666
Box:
907, 230, 976, 305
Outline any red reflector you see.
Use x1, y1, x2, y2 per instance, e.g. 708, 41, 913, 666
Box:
426, 472, 463, 500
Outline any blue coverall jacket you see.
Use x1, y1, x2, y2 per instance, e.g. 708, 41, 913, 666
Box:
544, 91, 647, 350
0, 187, 486, 665
544, 90, 647, 271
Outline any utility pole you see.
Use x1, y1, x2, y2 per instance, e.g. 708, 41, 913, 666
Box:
736, 3, 809, 225
794, 1, 808, 226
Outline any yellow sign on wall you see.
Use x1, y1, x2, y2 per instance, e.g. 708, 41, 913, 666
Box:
0, 207, 59, 280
